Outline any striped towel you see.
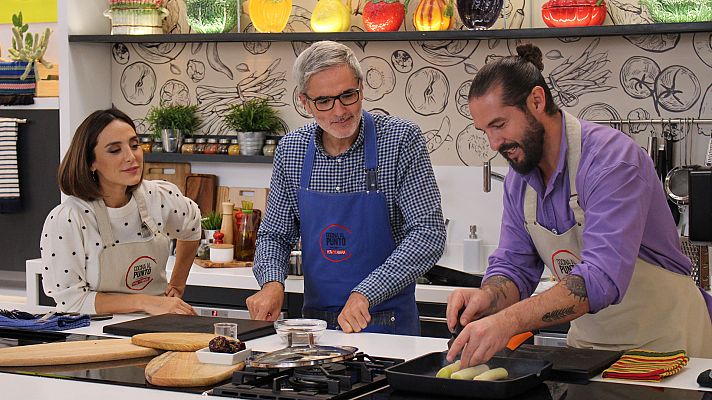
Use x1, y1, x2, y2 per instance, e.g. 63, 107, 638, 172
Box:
0, 119, 20, 213
602, 349, 689, 382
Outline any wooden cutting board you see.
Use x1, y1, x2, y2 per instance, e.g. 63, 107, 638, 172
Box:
0, 339, 160, 366
216, 186, 269, 213
144, 162, 191, 194
185, 173, 217, 213
131, 332, 217, 351
145, 351, 245, 387
194, 258, 253, 268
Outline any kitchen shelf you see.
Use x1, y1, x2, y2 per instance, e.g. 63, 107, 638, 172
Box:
68, 22, 712, 43
144, 152, 274, 164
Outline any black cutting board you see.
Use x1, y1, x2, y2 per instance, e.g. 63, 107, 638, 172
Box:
508, 344, 623, 381
103, 314, 275, 341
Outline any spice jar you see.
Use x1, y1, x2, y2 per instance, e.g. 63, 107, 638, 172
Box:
262, 139, 277, 156
205, 138, 219, 154
194, 138, 207, 154
152, 140, 164, 153
228, 139, 240, 156
181, 137, 196, 154
140, 136, 153, 153
218, 138, 231, 154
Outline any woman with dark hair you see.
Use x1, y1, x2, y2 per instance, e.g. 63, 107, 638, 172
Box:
40, 108, 200, 315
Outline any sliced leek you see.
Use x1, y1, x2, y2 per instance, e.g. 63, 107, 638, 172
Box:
450, 364, 489, 380
473, 367, 509, 381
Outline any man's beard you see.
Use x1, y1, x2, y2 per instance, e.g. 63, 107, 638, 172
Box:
498, 112, 545, 175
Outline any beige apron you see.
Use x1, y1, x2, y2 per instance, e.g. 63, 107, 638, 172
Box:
523, 110, 712, 357
92, 187, 170, 295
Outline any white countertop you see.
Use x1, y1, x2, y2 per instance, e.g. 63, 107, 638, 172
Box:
1, 303, 711, 398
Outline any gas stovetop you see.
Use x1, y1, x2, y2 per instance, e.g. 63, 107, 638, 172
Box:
212, 353, 403, 400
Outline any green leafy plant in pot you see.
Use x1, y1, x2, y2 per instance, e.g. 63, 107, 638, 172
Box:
224, 99, 282, 156
201, 210, 222, 243
145, 104, 201, 153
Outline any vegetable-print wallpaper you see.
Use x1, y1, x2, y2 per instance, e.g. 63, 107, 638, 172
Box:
111, 0, 712, 167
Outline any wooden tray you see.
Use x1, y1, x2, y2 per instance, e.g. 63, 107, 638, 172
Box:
194, 258, 253, 268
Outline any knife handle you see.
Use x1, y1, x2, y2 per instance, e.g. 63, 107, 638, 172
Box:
506, 332, 533, 352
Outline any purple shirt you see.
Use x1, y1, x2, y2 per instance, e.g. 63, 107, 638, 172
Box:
485, 113, 710, 316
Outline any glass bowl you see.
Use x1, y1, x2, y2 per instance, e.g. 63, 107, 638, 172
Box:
274, 318, 327, 345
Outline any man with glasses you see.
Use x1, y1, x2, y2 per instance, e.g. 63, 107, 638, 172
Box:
247, 41, 446, 336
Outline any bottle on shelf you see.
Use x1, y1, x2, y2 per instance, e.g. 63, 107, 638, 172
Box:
228, 139, 240, 156
262, 139, 277, 156
140, 136, 153, 153
194, 137, 207, 154
462, 225, 483, 274
218, 138, 231, 154
181, 137, 195, 154
205, 137, 219, 154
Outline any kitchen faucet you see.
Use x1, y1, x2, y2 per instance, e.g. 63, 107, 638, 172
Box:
483, 153, 505, 192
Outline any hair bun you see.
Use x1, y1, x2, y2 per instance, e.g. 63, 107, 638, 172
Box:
516, 43, 544, 71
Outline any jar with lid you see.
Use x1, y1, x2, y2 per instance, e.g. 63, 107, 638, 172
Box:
262, 139, 277, 156
140, 136, 153, 153
181, 138, 196, 154
218, 138, 231, 154
194, 138, 207, 154
228, 139, 240, 156
152, 140, 164, 153
205, 138, 219, 154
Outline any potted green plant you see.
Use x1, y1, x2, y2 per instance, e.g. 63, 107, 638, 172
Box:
145, 104, 201, 153
224, 99, 281, 156
0, 12, 52, 105
201, 210, 222, 242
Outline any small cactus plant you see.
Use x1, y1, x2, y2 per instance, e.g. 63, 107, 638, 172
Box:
6, 12, 53, 80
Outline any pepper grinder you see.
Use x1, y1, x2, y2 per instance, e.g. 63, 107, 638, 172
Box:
220, 202, 234, 246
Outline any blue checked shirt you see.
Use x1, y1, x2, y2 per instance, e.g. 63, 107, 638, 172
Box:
254, 113, 446, 307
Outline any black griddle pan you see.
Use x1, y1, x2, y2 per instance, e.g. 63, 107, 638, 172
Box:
385, 351, 552, 399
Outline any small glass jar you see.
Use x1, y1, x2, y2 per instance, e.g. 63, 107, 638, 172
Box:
204, 138, 219, 154
228, 139, 240, 156
196, 239, 211, 260
218, 138, 231, 154
262, 139, 277, 156
194, 138, 207, 154
140, 136, 152, 153
152, 140, 164, 153
181, 137, 196, 154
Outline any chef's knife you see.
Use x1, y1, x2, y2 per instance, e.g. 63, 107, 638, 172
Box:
447, 309, 465, 349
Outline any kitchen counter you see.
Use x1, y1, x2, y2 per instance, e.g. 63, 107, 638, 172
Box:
24, 258, 556, 307
0, 304, 711, 399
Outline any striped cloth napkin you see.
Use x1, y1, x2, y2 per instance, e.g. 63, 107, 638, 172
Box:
602, 349, 689, 382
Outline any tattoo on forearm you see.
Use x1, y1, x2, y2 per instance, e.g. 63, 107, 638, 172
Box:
482, 276, 512, 315
562, 275, 588, 302
542, 305, 576, 322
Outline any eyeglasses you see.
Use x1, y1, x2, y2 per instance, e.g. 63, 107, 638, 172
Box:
303, 88, 361, 112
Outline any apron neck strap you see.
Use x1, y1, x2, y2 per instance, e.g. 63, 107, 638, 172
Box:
524, 110, 585, 225
300, 110, 379, 190
92, 197, 116, 246
133, 186, 161, 235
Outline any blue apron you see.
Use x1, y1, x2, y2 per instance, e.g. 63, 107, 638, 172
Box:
298, 111, 420, 336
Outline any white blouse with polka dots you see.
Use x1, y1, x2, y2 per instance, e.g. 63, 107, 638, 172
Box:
39, 180, 201, 314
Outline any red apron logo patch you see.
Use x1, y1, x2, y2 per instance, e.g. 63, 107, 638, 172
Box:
319, 224, 353, 263
551, 249, 581, 280
125, 255, 157, 290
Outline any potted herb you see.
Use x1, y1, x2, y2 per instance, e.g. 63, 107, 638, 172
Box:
145, 104, 201, 153
0, 12, 52, 105
201, 210, 222, 242
224, 99, 281, 155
